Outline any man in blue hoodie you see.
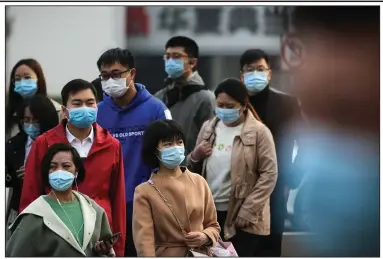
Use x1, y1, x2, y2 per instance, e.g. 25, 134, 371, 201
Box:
96, 48, 171, 257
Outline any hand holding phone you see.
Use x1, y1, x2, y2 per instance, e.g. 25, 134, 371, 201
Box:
102, 232, 121, 246
95, 232, 121, 255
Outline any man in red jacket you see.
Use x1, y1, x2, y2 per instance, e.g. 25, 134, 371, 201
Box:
19, 79, 126, 256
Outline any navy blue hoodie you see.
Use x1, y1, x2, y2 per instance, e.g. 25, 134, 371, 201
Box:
97, 83, 170, 214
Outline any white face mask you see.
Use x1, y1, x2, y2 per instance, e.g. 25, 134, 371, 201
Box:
101, 77, 131, 98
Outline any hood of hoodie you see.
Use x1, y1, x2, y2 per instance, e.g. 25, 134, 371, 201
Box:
103, 83, 152, 112
165, 71, 205, 88
161, 71, 208, 108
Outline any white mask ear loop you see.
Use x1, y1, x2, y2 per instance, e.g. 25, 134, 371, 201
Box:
126, 72, 133, 89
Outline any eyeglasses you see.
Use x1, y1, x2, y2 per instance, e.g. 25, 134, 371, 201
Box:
99, 69, 130, 81
163, 53, 189, 60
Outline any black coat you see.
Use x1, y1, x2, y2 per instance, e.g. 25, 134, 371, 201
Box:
6, 132, 28, 213
250, 86, 304, 233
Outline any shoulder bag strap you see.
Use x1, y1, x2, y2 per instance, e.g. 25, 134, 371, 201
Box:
147, 179, 187, 235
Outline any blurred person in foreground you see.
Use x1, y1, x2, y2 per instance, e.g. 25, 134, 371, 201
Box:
7, 143, 115, 257
96, 48, 170, 257
187, 78, 278, 256
6, 95, 59, 241
6, 59, 62, 139
133, 119, 220, 256
239, 49, 304, 256
290, 6, 379, 256
155, 36, 215, 158
19, 79, 126, 256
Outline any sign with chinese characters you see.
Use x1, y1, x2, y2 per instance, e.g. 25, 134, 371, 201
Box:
126, 6, 292, 55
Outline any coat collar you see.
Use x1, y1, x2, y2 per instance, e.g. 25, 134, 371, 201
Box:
45, 120, 106, 145
203, 111, 260, 145
44, 120, 112, 158
11, 191, 97, 255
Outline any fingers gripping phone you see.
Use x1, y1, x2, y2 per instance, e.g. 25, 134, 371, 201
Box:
101, 232, 121, 246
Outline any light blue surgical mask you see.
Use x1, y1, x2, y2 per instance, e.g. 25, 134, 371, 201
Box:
23, 123, 40, 139
49, 170, 75, 192
158, 146, 185, 169
244, 71, 269, 93
68, 107, 97, 128
14, 79, 38, 98
215, 107, 240, 123
165, 59, 184, 78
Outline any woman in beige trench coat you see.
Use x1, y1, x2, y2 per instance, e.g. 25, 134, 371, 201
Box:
187, 78, 278, 257
132, 119, 221, 257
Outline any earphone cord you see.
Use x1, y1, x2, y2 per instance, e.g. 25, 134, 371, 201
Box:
53, 191, 83, 245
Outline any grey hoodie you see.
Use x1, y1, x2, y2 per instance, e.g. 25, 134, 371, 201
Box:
155, 72, 215, 158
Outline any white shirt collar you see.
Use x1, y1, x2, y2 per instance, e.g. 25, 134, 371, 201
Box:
26, 136, 34, 147
66, 125, 94, 144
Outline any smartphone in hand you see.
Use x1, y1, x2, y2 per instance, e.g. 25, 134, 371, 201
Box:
101, 232, 121, 246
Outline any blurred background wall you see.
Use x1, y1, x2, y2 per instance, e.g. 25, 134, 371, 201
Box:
6, 6, 296, 100
6, 6, 126, 99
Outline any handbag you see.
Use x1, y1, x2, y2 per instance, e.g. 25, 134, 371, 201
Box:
147, 179, 238, 257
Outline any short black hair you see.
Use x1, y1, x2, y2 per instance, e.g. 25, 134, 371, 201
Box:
165, 36, 199, 59
97, 48, 135, 70
91, 78, 103, 102
240, 49, 270, 71
292, 6, 379, 36
17, 94, 59, 135
142, 119, 186, 169
41, 143, 86, 188
61, 79, 97, 106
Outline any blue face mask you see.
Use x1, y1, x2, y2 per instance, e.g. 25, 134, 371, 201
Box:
165, 59, 184, 78
68, 107, 97, 128
14, 79, 38, 98
49, 170, 75, 192
244, 71, 269, 92
158, 146, 185, 169
23, 123, 40, 139
215, 107, 241, 123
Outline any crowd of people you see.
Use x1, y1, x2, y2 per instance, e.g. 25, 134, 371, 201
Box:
5, 5, 379, 258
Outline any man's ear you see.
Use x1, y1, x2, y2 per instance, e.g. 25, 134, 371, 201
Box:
239, 71, 244, 83
130, 68, 136, 80
190, 58, 197, 70
62, 105, 69, 119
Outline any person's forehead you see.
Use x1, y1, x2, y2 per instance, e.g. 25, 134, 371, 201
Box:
216, 92, 238, 103
100, 63, 128, 72
68, 88, 96, 101
24, 106, 33, 117
166, 46, 186, 55
15, 65, 35, 75
51, 151, 73, 162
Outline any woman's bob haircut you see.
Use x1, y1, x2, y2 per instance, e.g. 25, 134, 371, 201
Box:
41, 143, 86, 188
141, 119, 186, 169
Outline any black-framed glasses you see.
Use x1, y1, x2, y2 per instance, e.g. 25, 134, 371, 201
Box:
163, 53, 189, 61
99, 69, 130, 81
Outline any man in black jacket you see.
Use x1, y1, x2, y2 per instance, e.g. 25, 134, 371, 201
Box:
239, 49, 303, 256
